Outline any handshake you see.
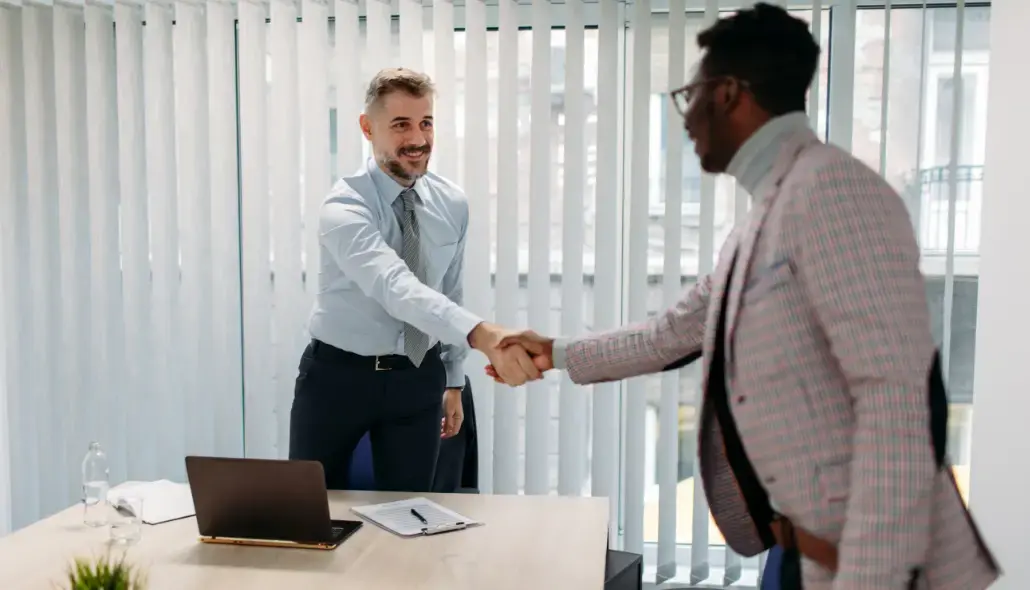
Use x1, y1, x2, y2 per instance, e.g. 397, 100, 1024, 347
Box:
468, 322, 555, 386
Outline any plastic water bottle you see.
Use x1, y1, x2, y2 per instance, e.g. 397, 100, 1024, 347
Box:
82, 441, 110, 527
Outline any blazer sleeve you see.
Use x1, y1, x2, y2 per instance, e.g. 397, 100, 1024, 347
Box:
791, 157, 938, 589
554, 275, 712, 385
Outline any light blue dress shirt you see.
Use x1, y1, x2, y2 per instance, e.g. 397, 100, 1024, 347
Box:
308, 158, 483, 388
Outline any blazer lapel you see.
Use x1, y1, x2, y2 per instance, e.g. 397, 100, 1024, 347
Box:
701, 228, 742, 385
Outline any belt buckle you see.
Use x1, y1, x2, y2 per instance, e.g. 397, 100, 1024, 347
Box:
374, 356, 391, 371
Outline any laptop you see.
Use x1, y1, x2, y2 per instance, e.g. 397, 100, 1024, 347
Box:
185, 456, 363, 550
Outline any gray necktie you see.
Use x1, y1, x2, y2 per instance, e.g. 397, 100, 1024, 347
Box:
397, 189, 430, 367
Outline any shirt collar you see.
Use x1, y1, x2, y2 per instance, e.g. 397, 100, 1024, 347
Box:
726, 111, 811, 198
367, 157, 424, 208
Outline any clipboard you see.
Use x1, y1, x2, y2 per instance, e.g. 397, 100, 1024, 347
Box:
351, 497, 480, 537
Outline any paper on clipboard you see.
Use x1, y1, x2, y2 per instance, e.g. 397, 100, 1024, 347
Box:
351, 497, 480, 537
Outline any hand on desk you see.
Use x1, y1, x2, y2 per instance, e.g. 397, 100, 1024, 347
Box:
483, 330, 554, 385
468, 322, 542, 387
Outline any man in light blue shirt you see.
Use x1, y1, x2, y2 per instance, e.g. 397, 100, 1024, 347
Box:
290, 68, 538, 492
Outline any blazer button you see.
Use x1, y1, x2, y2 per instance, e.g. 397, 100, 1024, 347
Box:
764, 476, 776, 484
736, 395, 746, 404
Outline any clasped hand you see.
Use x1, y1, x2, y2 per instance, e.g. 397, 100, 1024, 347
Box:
469, 324, 553, 386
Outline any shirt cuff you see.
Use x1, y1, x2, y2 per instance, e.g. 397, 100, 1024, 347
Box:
444, 360, 465, 389
552, 338, 570, 370
442, 306, 485, 348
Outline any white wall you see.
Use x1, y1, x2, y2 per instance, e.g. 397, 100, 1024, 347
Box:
0, 253, 9, 536
0, 281, 8, 536
968, 0, 1030, 587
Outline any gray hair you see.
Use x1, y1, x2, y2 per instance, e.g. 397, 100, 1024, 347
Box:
364, 67, 435, 111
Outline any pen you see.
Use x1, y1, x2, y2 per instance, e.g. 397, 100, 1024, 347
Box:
411, 508, 429, 525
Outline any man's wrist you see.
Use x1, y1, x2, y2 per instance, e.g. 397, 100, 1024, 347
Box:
444, 359, 465, 389
467, 321, 496, 350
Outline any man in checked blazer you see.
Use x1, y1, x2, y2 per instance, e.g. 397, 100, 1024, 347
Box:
487, 4, 999, 589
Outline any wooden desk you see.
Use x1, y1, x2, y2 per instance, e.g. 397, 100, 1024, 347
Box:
0, 491, 610, 589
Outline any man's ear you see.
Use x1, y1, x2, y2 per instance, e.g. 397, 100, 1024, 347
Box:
359, 113, 373, 140
715, 79, 742, 116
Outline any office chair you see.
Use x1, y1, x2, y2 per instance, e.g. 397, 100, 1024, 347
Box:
348, 375, 479, 493
348, 432, 376, 490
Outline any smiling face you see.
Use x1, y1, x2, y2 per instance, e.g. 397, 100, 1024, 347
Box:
678, 66, 750, 174
679, 4, 821, 174
359, 68, 436, 186
361, 92, 434, 185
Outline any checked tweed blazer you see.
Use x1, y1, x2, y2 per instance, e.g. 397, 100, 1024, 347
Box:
561, 126, 999, 589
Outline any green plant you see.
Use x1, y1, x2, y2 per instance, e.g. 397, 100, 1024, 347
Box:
64, 553, 145, 590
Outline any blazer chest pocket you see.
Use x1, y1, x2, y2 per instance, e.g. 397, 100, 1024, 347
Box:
744, 258, 794, 305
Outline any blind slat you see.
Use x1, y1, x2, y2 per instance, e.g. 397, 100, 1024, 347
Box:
525, 0, 552, 496
827, 0, 856, 150
0, 7, 31, 531
143, 1, 184, 478
657, 0, 685, 577
941, 0, 966, 378
724, 548, 743, 585
399, 0, 423, 72
84, 2, 127, 483
207, 0, 245, 458
22, 4, 60, 515
624, 0, 651, 554
302, 0, 331, 305
432, 0, 457, 180
268, 0, 304, 458
114, 1, 155, 479
878, 0, 892, 176
492, 0, 520, 495
591, 0, 621, 540
557, 0, 587, 498
335, 0, 362, 177
461, 0, 493, 494
691, 0, 717, 577
172, 0, 213, 460
810, 0, 823, 135
365, 0, 391, 79
53, 5, 89, 504
239, 0, 276, 459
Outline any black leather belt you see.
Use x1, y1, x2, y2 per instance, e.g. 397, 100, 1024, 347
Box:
309, 339, 439, 371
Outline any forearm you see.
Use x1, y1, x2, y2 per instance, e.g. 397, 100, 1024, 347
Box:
834, 382, 937, 588
380, 279, 482, 346
553, 321, 703, 385
322, 208, 482, 346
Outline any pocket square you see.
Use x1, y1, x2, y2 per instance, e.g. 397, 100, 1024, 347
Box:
744, 257, 794, 302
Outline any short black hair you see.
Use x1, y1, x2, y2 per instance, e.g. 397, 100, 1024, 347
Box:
697, 2, 820, 116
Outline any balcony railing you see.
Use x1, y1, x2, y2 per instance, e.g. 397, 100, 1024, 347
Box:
911, 164, 984, 255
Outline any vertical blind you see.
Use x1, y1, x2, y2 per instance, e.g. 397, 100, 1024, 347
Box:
0, 0, 989, 587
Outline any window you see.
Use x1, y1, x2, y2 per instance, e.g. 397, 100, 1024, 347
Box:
853, 4, 992, 505
931, 74, 978, 168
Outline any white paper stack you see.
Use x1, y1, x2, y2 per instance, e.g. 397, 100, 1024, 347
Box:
107, 480, 195, 525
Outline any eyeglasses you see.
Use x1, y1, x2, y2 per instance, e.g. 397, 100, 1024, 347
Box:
668, 76, 750, 117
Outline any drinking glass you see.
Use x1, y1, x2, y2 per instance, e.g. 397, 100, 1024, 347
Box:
108, 495, 143, 546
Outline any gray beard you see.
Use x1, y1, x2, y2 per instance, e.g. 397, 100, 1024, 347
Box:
379, 152, 429, 185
